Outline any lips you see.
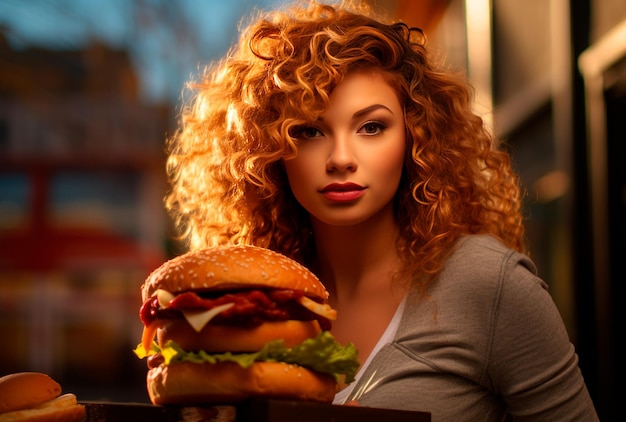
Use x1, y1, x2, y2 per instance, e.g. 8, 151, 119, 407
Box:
319, 183, 366, 202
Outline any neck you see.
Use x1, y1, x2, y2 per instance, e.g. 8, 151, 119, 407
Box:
310, 204, 403, 304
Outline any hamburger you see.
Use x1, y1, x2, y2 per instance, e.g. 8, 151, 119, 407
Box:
0, 372, 85, 422
134, 245, 359, 405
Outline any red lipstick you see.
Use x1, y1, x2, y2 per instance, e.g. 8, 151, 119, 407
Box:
319, 182, 366, 202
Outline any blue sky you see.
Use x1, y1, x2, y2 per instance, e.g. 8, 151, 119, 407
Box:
0, 0, 288, 103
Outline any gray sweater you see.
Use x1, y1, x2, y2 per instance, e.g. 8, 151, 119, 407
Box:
341, 235, 598, 421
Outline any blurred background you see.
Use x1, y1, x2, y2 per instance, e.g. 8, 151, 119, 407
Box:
0, 0, 624, 420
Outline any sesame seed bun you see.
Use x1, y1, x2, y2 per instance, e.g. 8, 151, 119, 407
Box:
137, 245, 353, 405
141, 245, 328, 302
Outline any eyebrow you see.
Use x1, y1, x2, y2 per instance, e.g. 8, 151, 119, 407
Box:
352, 104, 395, 119
316, 104, 395, 123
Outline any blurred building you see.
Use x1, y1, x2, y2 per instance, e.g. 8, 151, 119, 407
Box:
0, 33, 170, 400
378, 0, 625, 420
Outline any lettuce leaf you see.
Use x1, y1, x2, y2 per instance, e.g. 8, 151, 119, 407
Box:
134, 331, 359, 383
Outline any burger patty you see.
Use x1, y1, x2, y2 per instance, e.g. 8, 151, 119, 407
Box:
140, 289, 332, 330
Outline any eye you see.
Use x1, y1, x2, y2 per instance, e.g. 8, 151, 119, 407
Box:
358, 121, 386, 135
290, 125, 323, 140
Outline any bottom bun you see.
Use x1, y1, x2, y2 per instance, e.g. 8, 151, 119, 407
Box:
147, 361, 337, 405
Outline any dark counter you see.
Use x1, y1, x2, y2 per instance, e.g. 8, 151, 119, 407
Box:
82, 399, 431, 421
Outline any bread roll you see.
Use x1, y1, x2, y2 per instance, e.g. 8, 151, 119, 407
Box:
0, 372, 85, 422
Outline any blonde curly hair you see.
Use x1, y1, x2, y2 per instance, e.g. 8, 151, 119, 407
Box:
165, 0, 526, 288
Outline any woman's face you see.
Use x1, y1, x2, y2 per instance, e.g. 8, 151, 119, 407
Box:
283, 70, 406, 227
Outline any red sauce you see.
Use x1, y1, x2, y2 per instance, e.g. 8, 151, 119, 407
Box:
140, 289, 331, 330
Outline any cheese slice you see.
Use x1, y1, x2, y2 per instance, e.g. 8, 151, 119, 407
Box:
37, 393, 79, 410
157, 289, 175, 308
153, 289, 236, 335
182, 302, 235, 333
0, 394, 83, 421
298, 296, 337, 321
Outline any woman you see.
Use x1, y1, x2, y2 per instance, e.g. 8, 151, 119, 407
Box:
164, 1, 599, 420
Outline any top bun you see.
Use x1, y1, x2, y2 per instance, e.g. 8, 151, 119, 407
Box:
0, 372, 61, 413
141, 245, 328, 302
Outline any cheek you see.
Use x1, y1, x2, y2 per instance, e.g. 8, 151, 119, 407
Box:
282, 144, 323, 187
379, 159, 404, 195
283, 159, 309, 194
376, 140, 406, 183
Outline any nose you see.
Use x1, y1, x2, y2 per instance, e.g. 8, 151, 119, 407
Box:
326, 135, 357, 172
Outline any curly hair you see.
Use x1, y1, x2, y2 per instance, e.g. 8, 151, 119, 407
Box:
165, 0, 526, 290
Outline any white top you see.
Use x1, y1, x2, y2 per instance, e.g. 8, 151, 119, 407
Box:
333, 294, 407, 404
